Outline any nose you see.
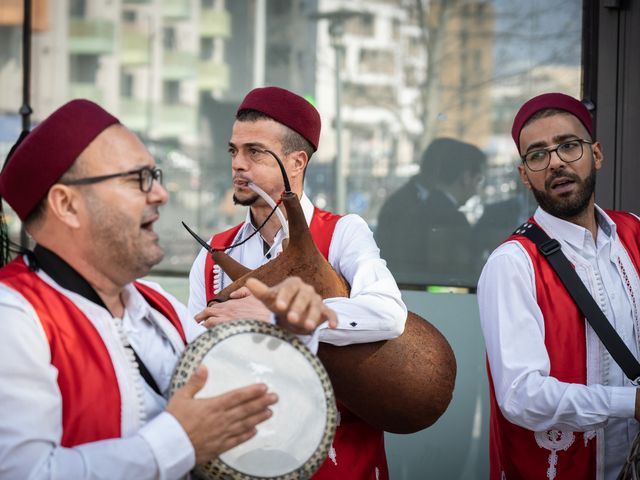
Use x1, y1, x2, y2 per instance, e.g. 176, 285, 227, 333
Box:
547, 148, 565, 171
148, 178, 169, 205
231, 152, 250, 173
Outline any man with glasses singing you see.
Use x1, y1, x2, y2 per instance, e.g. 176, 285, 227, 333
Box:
0, 99, 336, 478
478, 92, 640, 479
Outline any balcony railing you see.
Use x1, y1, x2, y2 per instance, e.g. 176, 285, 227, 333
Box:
162, 0, 190, 19
200, 8, 231, 38
198, 61, 229, 91
119, 98, 196, 139
163, 51, 197, 80
68, 18, 115, 55
69, 83, 104, 103
121, 27, 150, 65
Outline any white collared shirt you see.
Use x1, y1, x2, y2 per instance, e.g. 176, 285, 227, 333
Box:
0, 261, 205, 480
188, 194, 407, 350
478, 205, 640, 479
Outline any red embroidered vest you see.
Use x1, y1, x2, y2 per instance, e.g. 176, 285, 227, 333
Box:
487, 210, 640, 479
204, 207, 389, 479
0, 259, 186, 447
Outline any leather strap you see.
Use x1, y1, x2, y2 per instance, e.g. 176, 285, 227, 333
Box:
515, 221, 640, 383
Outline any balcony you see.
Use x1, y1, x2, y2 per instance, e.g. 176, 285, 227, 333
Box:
156, 103, 197, 138
69, 83, 104, 103
162, 51, 197, 80
119, 97, 150, 133
198, 61, 229, 91
200, 9, 231, 38
121, 27, 150, 65
68, 18, 115, 55
162, 0, 190, 19
119, 98, 196, 139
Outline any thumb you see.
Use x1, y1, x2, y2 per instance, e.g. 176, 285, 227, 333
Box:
177, 365, 208, 398
245, 278, 270, 300
229, 286, 251, 299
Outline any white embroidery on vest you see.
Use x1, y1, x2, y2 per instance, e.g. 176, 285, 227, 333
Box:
583, 430, 596, 447
213, 264, 222, 294
375, 466, 380, 479
328, 445, 337, 466
535, 430, 575, 480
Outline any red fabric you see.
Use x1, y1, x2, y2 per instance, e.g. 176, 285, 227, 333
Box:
0, 99, 119, 220
134, 281, 186, 344
204, 222, 244, 303
237, 86, 321, 151
206, 208, 389, 479
0, 259, 186, 447
487, 212, 640, 479
511, 92, 593, 151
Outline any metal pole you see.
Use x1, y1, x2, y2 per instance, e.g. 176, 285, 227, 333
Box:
253, 0, 266, 87
19, 0, 33, 249
333, 28, 346, 214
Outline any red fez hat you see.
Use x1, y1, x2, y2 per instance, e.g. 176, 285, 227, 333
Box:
0, 99, 119, 221
237, 86, 321, 151
511, 92, 593, 151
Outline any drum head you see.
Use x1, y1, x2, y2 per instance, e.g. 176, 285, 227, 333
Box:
170, 319, 337, 480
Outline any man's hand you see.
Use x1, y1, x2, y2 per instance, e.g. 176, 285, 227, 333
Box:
194, 289, 272, 328
167, 365, 277, 465
245, 277, 338, 335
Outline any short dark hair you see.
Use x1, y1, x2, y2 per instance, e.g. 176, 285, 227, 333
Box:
419, 137, 486, 186
236, 109, 315, 162
522, 108, 593, 141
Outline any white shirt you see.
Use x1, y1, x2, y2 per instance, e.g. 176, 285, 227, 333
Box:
478, 205, 640, 479
0, 260, 206, 480
188, 194, 407, 347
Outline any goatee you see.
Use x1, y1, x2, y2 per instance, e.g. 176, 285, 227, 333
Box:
531, 165, 596, 220
233, 193, 258, 206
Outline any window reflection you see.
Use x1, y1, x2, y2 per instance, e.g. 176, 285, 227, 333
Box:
0, 0, 582, 288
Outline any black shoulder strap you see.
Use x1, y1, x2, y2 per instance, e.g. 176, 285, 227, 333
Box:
514, 221, 640, 383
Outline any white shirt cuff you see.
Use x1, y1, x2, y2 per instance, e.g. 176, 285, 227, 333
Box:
270, 313, 323, 355
138, 411, 196, 480
609, 386, 637, 418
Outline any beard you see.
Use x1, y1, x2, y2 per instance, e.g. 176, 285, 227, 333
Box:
85, 192, 164, 281
232, 192, 259, 206
530, 162, 597, 220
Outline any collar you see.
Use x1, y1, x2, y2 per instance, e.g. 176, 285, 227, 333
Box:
534, 204, 617, 252
31, 245, 150, 321
32, 244, 107, 309
239, 192, 315, 239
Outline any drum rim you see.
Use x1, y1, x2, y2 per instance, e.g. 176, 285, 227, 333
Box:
170, 319, 337, 480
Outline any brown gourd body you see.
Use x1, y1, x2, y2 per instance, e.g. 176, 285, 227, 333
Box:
209, 192, 456, 433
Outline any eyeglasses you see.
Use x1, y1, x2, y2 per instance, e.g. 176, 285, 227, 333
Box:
522, 139, 593, 172
61, 166, 163, 193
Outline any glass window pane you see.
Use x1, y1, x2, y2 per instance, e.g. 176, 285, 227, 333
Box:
0, 0, 583, 290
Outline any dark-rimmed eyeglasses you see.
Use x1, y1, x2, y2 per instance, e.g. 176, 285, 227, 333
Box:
522, 139, 593, 172
61, 166, 163, 193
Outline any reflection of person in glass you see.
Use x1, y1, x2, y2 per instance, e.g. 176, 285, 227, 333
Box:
376, 137, 486, 285
478, 93, 640, 479
187, 86, 407, 479
0, 99, 337, 478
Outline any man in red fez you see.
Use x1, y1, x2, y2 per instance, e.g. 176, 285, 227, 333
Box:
477, 92, 640, 479
188, 86, 407, 478
0, 99, 337, 478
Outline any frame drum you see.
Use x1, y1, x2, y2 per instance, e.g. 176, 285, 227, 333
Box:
170, 319, 337, 480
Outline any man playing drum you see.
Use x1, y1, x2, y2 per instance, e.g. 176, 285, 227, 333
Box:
0, 99, 336, 479
188, 86, 407, 479
478, 92, 640, 479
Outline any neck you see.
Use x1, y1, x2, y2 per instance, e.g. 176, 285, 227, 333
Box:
249, 187, 303, 245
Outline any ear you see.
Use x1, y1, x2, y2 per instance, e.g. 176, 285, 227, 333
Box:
517, 163, 532, 190
46, 184, 83, 229
287, 150, 308, 179
592, 141, 604, 171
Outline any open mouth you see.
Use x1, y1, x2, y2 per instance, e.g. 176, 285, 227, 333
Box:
141, 215, 158, 232
549, 177, 576, 194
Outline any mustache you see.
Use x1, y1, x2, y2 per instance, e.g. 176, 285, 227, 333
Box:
544, 170, 581, 190
141, 206, 160, 223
